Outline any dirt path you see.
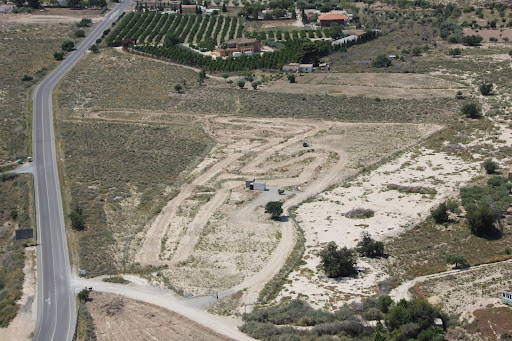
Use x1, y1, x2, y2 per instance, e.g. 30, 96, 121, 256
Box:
71, 276, 255, 341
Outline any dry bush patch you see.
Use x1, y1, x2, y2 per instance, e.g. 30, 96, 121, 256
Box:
55, 118, 211, 277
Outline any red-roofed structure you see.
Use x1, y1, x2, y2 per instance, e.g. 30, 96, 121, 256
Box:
318, 13, 349, 27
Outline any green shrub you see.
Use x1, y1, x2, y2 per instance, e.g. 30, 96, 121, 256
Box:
461, 102, 481, 119
479, 82, 493, 96
54, 51, 65, 61
320, 242, 357, 277
69, 210, 85, 231
265, 201, 283, 219
483, 159, 498, 174
61, 40, 75, 52
446, 252, 469, 268
74, 29, 85, 38
466, 203, 498, 237
431, 202, 449, 224
77, 18, 92, 27
356, 232, 384, 258
372, 54, 392, 68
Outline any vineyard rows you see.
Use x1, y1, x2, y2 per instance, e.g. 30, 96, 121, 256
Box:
107, 13, 244, 46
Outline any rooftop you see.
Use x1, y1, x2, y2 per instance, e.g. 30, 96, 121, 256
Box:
318, 13, 349, 21
226, 37, 259, 45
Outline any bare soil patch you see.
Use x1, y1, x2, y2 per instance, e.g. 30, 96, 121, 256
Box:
86, 292, 235, 341
2, 9, 103, 24
262, 73, 466, 99
128, 116, 438, 312
463, 28, 512, 43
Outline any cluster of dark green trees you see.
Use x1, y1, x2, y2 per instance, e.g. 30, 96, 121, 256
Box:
319, 232, 384, 278
239, 0, 295, 20
240, 298, 447, 340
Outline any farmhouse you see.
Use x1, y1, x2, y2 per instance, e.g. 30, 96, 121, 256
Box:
181, 4, 197, 14
217, 38, 261, 57
318, 13, 349, 27
0, 4, 14, 13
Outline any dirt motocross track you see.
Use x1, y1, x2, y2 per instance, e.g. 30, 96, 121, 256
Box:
131, 115, 439, 308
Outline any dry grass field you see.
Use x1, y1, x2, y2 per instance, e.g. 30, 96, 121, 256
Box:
57, 49, 461, 123
0, 174, 34, 328
261, 72, 466, 99
54, 116, 211, 277
0, 20, 77, 163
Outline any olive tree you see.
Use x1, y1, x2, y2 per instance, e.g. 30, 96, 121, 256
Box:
319, 242, 357, 277
446, 253, 468, 268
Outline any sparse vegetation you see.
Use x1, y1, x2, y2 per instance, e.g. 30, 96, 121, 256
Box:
0, 174, 33, 328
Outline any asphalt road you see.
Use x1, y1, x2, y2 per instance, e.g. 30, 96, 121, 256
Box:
31, 2, 131, 340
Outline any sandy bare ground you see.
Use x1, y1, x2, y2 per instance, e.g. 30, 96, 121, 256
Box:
135, 116, 327, 303
463, 27, 512, 43
86, 291, 237, 341
261, 73, 466, 99
278, 138, 484, 310
0, 248, 37, 341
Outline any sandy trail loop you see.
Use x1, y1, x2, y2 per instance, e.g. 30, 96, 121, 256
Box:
136, 150, 243, 265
